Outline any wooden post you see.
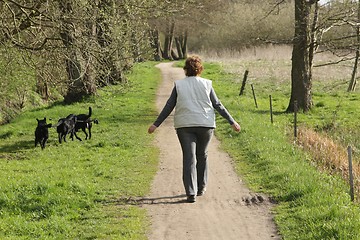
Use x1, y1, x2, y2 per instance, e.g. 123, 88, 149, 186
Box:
294, 100, 298, 138
251, 84, 258, 108
348, 146, 355, 202
239, 70, 249, 96
269, 95, 273, 124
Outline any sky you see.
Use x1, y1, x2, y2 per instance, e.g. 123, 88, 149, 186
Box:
319, 0, 359, 4
319, 0, 329, 4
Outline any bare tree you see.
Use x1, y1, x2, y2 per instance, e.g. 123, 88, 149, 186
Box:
148, 0, 230, 61
314, 0, 359, 91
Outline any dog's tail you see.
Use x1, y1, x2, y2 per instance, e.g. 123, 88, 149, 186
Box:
52, 119, 64, 129
88, 107, 92, 118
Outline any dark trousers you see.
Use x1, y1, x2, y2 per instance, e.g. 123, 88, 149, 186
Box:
176, 127, 214, 196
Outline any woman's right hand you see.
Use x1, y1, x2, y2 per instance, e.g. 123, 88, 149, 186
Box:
148, 124, 157, 134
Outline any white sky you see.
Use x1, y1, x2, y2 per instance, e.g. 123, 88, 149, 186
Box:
319, 0, 359, 4
319, 0, 329, 4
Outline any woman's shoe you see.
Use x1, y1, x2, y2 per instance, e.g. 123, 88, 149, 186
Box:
197, 188, 206, 196
187, 195, 196, 203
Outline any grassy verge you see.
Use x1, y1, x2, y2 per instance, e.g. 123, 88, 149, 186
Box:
200, 62, 360, 239
0, 62, 160, 239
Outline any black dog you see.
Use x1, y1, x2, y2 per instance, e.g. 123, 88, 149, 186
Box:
56, 114, 80, 143
35, 117, 52, 149
75, 107, 98, 140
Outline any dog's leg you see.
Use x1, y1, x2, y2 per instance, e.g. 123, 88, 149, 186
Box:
41, 139, 45, 149
70, 131, 74, 141
81, 126, 88, 140
88, 125, 92, 140
44, 136, 48, 149
74, 131, 82, 141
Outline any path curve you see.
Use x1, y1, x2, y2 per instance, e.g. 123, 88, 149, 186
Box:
142, 62, 280, 240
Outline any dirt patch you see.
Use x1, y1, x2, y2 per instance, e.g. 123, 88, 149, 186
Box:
142, 62, 280, 240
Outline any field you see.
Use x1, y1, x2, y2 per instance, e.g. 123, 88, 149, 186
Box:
0, 62, 161, 239
200, 45, 360, 239
0, 45, 360, 239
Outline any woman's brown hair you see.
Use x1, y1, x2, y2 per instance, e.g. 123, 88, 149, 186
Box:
183, 55, 204, 76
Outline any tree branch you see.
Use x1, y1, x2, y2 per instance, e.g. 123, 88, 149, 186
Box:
10, 37, 62, 51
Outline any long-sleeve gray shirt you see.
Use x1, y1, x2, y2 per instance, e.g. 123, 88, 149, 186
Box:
153, 86, 235, 128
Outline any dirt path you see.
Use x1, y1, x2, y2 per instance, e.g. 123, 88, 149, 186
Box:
142, 62, 280, 240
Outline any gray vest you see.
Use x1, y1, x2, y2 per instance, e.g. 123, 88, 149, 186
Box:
174, 76, 215, 128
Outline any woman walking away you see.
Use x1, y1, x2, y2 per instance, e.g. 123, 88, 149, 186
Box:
148, 55, 241, 203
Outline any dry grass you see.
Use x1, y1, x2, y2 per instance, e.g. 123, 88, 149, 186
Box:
200, 44, 353, 88
297, 126, 360, 198
199, 45, 292, 84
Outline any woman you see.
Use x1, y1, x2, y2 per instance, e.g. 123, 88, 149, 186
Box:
148, 55, 241, 203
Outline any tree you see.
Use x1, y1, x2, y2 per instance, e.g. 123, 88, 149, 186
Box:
0, 0, 160, 104
148, 0, 230, 61
286, 0, 320, 112
58, 1, 87, 103
313, 0, 359, 92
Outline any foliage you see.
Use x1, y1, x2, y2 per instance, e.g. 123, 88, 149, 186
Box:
0, 61, 160, 238
0, 0, 165, 103
0, 46, 38, 123
2, 0, 360, 120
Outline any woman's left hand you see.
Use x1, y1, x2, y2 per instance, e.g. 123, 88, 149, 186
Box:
231, 122, 241, 132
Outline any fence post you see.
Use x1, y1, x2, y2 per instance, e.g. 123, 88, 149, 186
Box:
348, 146, 354, 202
251, 84, 258, 108
269, 95, 273, 124
239, 70, 249, 96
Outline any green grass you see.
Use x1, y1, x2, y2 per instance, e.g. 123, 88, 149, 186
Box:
0, 62, 160, 239
201, 62, 360, 239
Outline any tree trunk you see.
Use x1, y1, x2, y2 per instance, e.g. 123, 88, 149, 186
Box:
96, 0, 125, 85
163, 21, 175, 60
63, 53, 84, 103
149, 29, 162, 61
348, 0, 360, 92
349, 46, 359, 92
286, 0, 313, 112
58, 1, 86, 103
175, 37, 184, 60
309, 1, 319, 70
182, 30, 188, 58
174, 30, 188, 60
82, 7, 97, 95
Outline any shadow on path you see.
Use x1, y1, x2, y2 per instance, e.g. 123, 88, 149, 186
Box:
135, 194, 189, 205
